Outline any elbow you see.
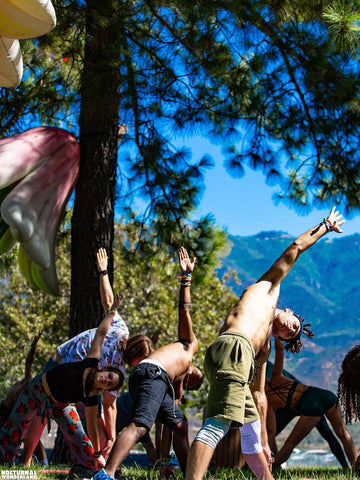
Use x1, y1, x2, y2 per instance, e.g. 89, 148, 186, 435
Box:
103, 298, 114, 312
252, 391, 261, 404
290, 240, 304, 256
253, 390, 266, 406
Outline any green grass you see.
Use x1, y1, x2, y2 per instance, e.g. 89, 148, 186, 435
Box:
0, 465, 357, 480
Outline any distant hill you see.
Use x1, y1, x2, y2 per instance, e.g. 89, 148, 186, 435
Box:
218, 231, 360, 393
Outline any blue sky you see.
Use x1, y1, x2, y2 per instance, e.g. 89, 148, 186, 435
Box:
188, 136, 360, 238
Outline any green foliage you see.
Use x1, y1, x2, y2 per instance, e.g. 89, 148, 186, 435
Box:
0, 216, 71, 398
0, 1, 83, 135
3, 0, 360, 220
202, 1, 360, 214
322, 1, 360, 54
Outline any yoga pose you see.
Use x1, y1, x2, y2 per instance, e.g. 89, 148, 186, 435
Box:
22, 249, 153, 476
266, 337, 357, 469
0, 294, 125, 467
21, 248, 131, 471
266, 361, 348, 468
185, 207, 345, 480
94, 247, 201, 480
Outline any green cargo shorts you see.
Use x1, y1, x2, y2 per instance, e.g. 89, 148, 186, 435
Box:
204, 331, 259, 428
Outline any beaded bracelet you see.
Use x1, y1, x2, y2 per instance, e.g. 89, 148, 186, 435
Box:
322, 217, 334, 232
179, 302, 191, 310
179, 271, 192, 286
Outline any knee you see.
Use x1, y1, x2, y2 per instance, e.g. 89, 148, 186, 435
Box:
194, 417, 231, 449
174, 417, 188, 435
132, 422, 148, 441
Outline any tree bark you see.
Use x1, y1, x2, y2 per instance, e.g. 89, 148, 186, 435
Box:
70, 0, 122, 336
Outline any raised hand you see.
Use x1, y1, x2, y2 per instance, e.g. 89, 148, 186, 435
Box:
178, 247, 196, 273
96, 247, 108, 272
111, 293, 124, 312
327, 206, 345, 233
31, 329, 43, 347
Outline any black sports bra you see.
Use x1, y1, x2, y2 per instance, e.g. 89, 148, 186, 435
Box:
286, 380, 299, 409
266, 379, 299, 409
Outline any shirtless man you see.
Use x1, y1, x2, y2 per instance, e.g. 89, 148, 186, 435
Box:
185, 206, 345, 480
94, 247, 200, 480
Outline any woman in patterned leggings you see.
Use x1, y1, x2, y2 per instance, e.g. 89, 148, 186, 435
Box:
266, 338, 357, 469
0, 294, 124, 469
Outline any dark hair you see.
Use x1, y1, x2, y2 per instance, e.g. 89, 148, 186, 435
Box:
102, 366, 124, 390
85, 368, 96, 397
279, 313, 314, 354
123, 334, 154, 365
184, 375, 204, 391
84, 366, 124, 395
337, 344, 360, 424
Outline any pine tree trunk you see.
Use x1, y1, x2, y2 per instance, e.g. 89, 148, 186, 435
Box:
70, 1, 122, 336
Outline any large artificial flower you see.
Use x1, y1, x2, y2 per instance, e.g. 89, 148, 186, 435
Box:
0, 0, 56, 87
0, 126, 80, 295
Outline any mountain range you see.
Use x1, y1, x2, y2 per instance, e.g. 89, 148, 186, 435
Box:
219, 231, 360, 393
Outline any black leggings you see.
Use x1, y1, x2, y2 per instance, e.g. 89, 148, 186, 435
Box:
275, 408, 348, 468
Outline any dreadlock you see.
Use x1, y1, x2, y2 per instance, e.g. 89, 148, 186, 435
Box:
281, 313, 315, 354
337, 344, 360, 424
123, 334, 154, 365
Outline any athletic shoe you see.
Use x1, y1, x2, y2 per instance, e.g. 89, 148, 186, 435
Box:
92, 469, 115, 480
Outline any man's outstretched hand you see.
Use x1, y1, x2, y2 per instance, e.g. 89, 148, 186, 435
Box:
327, 206, 345, 233
178, 247, 196, 273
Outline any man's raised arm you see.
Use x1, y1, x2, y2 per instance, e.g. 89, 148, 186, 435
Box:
259, 206, 345, 286
178, 247, 197, 350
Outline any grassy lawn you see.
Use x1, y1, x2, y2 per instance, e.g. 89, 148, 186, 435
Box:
0, 465, 358, 480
